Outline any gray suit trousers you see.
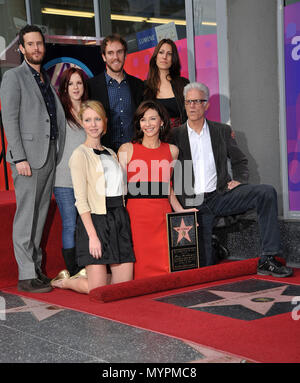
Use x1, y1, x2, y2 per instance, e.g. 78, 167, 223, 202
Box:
11, 141, 57, 280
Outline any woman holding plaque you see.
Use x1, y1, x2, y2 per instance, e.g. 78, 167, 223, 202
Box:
144, 39, 189, 129
118, 100, 195, 279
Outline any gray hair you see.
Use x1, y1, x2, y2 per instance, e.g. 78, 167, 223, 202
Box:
183, 82, 210, 100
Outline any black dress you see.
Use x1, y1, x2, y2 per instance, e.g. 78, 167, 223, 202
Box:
155, 97, 181, 128
144, 76, 189, 128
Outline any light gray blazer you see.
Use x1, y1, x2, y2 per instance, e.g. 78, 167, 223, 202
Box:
0, 60, 66, 169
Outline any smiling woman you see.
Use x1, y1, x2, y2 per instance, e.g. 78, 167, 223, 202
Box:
51, 100, 135, 294
140, 108, 164, 138
118, 100, 197, 280
80, 102, 107, 140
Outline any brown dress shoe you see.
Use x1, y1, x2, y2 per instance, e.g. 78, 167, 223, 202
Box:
18, 278, 53, 293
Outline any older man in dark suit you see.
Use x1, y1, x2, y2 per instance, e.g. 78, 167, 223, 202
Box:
169, 82, 292, 277
88, 34, 144, 153
0, 25, 66, 292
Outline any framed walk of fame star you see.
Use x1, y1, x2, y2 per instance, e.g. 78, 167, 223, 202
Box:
166, 211, 199, 272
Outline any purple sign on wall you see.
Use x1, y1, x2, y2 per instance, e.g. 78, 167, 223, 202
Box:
285, 2, 300, 211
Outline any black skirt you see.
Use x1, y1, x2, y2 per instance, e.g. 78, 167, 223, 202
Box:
75, 197, 135, 267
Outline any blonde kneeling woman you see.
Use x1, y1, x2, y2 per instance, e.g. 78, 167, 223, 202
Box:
51, 100, 135, 293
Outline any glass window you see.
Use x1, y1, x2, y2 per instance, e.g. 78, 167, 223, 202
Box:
30, 0, 95, 37
106, 1, 187, 81
193, 0, 220, 121
0, 0, 27, 77
109, 0, 186, 53
0, 0, 27, 45
284, 0, 300, 5
193, 0, 216, 36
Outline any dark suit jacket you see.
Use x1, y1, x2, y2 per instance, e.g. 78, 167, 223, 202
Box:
169, 120, 249, 208
87, 71, 144, 148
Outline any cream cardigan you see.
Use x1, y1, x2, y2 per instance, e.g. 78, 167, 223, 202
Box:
69, 144, 124, 215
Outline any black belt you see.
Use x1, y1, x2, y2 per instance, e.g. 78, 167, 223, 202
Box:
204, 190, 217, 199
185, 190, 217, 207
106, 196, 123, 208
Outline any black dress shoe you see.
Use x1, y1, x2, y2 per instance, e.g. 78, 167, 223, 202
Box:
257, 257, 293, 278
212, 234, 230, 260
18, 278, 53, 293
36, 269, 51, 284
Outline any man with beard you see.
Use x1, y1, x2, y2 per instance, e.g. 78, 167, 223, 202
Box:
0, 25, 66, 292
88, 34, 144, 153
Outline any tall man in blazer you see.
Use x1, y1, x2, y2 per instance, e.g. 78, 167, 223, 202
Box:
88, 34, 144, 153
169, 82, 292, 278
0, 25, 66, 292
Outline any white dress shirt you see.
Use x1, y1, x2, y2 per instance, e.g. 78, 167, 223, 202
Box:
187, 120, 217, 194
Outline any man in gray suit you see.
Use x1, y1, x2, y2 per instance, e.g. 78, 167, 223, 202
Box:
0, 25, 66, 292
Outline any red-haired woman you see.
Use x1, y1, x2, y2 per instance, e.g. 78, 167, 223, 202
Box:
53, 67, 88, 279
144, 39, 189, 128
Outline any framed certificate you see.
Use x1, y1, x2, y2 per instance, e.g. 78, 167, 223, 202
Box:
166, 211, 199, 272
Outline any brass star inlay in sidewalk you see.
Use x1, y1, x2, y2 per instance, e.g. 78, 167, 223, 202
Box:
188, 285, 295, 316
0, 297, 64, 321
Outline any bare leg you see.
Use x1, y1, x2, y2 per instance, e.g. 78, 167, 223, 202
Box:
51, 277, 89, 294
110, 262, 133, 284
86, 264, 108, 292
51, 264, 108, 293
51, 263, 133, 293
106, 273, 112, 285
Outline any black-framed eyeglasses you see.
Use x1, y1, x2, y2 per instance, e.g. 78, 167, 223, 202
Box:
184, 99, 207, 105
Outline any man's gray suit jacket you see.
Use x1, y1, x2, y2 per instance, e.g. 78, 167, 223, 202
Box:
0, 60, 66, 168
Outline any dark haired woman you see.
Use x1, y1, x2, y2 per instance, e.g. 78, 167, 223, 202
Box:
52, 67, 88, 279
118, 100, 196, 279
144, 39, 189, 128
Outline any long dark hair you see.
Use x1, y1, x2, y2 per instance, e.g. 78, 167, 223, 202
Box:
144, 39, 181, 100
132, 100, 170, 144
58, 67, 89, 129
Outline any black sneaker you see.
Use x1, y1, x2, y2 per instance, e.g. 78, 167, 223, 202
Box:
18, 278, 53, 293
257, 257, 293, 278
